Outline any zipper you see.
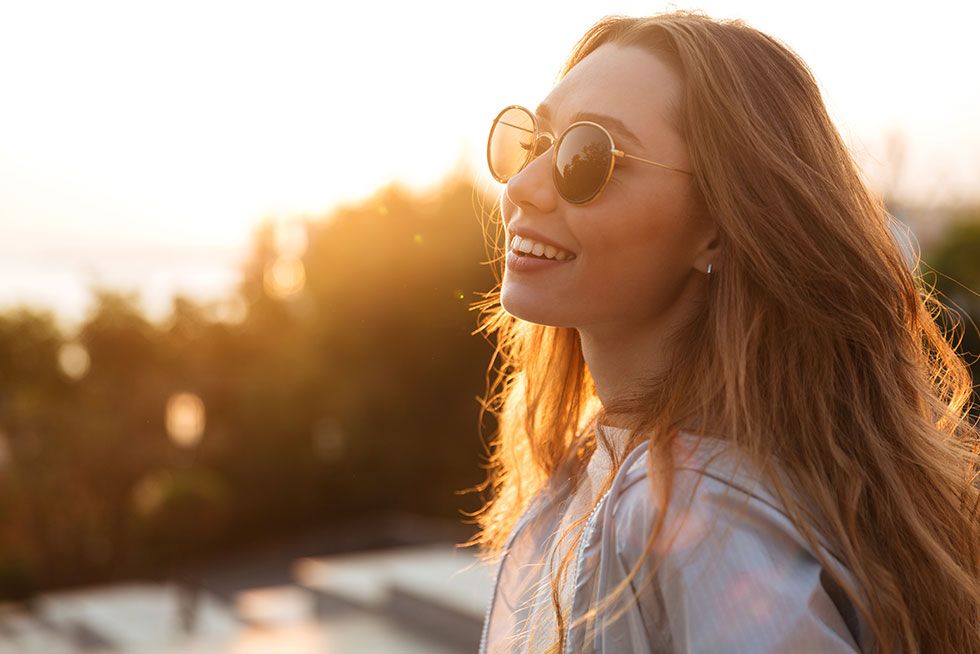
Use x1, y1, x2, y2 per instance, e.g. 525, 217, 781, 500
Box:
563, 439, 653, 653
562, 487, 611, 654
477, 483, 553, 654
479, 423, 602, 654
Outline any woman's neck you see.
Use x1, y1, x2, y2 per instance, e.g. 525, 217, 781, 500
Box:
577, 270, 706, 416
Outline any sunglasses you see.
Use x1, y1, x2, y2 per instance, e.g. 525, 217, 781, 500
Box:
487, 104, 694, 205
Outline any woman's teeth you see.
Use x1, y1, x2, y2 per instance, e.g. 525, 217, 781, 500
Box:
510, 235, 574, 261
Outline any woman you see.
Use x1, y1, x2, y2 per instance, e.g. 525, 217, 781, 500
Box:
463, 9, 980, 654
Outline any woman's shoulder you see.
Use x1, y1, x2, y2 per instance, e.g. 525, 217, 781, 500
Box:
606, 432, 874, 652
609, 432, 782, 557
610, 431, 844, 570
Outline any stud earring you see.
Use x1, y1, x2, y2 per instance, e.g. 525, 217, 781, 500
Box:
706, 263, 713, 275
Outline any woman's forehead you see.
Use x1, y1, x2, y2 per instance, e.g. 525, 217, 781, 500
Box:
538, 42, 684, 142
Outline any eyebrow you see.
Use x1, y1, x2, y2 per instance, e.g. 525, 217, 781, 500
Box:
535, 101, 643, 148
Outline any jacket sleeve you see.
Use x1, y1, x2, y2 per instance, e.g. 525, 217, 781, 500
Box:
613, 469, 868, 653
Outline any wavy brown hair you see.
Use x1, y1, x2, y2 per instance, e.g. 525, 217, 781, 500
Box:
461, 10, 980, 653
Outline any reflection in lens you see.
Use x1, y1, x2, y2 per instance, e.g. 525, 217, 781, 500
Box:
488, 107, 535, 182
554, 124, 612, 203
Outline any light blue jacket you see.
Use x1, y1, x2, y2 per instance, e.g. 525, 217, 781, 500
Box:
478, 430, 875, 653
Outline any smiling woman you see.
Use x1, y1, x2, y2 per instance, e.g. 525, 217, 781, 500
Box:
463, 9, 980, 654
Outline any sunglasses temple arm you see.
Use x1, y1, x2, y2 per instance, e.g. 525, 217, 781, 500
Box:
617, 150, 694, 175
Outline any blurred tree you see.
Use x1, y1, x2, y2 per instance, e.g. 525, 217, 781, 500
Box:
920, 207, 980, 407
0, 175, 497, 597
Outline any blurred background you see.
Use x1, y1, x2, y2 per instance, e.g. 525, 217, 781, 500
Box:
0, 1, 977, 652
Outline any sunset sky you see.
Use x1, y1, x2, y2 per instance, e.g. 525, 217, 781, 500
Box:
2, 0, 978, 328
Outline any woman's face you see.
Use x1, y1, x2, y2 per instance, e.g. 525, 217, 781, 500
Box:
500, 42, 716, 332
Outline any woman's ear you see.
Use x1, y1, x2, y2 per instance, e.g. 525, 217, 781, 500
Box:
687, 188, 720, 274
693, 221, 721, 275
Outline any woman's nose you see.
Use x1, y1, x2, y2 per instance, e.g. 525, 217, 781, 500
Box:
504, 145, 558, 215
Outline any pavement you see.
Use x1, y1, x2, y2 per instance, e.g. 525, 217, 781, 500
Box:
0, 512, 496, 653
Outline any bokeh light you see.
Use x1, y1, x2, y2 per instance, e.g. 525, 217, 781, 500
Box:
131, 469, 173, 517
0, 429, 10, 469
211, 295, 250, 324
234, 586, 315, 628
57, 341, 90, 381
312, 418, 346, 464
263, 257, 306, 300
165, 392, 206, 448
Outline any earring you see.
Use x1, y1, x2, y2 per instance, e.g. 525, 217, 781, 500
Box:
706, 263, 713, 275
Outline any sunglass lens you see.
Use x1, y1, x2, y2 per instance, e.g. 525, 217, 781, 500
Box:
553, 124, 612, 203
488, 107, 535, 182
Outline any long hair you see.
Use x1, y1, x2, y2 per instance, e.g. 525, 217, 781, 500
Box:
461, 10, 980, 653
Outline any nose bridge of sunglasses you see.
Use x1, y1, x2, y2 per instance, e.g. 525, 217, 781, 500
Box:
535, 131, 555, 156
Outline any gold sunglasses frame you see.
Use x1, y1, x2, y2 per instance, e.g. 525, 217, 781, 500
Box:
487, 104, 694, 206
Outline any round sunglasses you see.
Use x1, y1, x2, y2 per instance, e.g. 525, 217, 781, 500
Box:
487, 104, 693, 205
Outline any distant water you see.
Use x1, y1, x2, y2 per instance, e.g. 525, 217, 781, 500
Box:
0, 247, 247, 332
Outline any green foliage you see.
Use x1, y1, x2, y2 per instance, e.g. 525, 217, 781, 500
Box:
0, 553, 36, 602
0, 177, 497, 597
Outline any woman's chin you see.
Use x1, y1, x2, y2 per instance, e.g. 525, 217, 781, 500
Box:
500, 289, 576, 327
